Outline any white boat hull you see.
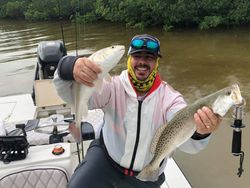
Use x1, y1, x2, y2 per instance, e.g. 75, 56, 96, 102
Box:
0, 88, 191, 188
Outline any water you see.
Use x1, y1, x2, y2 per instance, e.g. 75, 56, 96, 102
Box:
0, 19, 249, 188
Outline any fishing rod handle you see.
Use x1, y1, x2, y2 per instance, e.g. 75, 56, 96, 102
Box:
232, 129, 242, 155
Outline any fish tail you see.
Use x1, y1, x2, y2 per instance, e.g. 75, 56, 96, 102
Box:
136, 164, 159, 182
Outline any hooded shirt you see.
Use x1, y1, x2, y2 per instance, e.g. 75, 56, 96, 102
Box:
53, 67, 210, 175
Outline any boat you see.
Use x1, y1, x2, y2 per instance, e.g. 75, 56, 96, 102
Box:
0, 40, 192, 188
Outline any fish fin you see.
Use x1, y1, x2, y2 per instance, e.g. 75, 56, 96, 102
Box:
136, 165, 159, 182
75, 102, 88, 129
82, 103, 88, 119
151, 124, 167, 154
74, 83, 86, 128
168, 151, 175, 159
104, 73, 112, 82
71, 88, 76, 115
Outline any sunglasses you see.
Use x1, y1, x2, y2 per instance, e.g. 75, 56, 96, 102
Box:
131, 38, 159, 52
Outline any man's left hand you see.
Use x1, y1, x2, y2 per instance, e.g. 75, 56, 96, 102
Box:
194, 106, 222, 135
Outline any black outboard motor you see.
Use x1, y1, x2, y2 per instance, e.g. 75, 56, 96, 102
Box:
36, 40, 67, 79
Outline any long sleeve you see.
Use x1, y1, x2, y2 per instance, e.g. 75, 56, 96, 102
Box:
178, 135, 211, 154
53, 69, 74, 105
53, 56, 78, 104
57, 55, 78, 80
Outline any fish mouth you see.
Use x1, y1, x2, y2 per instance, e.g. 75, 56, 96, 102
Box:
230, 84, 244, 106
236, 97, 246, 107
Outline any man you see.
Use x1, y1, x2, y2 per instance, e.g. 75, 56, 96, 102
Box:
53, 34, 221, 188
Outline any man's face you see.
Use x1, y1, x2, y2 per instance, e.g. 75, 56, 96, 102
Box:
131, 52, 157, 81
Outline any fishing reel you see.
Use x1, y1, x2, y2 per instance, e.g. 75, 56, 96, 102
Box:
231, 99, 246, 177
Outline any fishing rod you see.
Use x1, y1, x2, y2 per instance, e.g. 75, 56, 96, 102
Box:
55, 0, 84, 162
56, 0, 66, 52
74, 0, 87, 160
231, 99, 246, 177
74, 0, 80, 57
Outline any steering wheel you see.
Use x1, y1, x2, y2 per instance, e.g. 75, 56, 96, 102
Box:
34, 114, 69, 134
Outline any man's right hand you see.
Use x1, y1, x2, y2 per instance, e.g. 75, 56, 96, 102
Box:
73, 57, 102, 87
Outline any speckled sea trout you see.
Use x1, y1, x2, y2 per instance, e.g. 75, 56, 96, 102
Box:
137, 84, 244, 182
73, 45, 125, 130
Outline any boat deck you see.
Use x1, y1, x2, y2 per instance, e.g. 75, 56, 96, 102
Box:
0, 87, 191, 188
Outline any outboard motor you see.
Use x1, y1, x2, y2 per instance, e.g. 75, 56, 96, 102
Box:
36, 40, 67, 79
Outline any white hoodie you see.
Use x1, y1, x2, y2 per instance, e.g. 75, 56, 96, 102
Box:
53, 70, 210, 174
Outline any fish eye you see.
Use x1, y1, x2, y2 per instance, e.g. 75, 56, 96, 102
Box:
226, 90, 231, 95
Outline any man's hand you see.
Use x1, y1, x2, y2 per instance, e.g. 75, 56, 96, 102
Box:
73, 57, 102, 87
194, 106, 222, 135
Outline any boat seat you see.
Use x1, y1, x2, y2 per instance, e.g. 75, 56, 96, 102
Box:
0, 143, 75, 188
0, 166, 68, 188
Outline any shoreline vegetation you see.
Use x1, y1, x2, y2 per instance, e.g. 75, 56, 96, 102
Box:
0, 0, 250, 30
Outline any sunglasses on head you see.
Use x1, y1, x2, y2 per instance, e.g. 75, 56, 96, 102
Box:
131, 38, 159, 52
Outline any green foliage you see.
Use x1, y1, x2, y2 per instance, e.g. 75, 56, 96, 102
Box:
1, 1, 27, 18
0, 0, 250, 29
25, 0, 74, 21
74, 0, 99, 23
227, 0, 250, 24
93, 0, 167, 28
74, 13, 99, 23
199, 16, 223, 30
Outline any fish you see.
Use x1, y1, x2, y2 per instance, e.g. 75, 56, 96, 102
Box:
73, 45, 125, 130
136, 84, 244, 182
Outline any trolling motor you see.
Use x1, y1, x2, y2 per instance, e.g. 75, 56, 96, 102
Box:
231, 99, 246, 177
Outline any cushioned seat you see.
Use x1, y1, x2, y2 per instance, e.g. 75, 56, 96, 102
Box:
0, 166, 68, 188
